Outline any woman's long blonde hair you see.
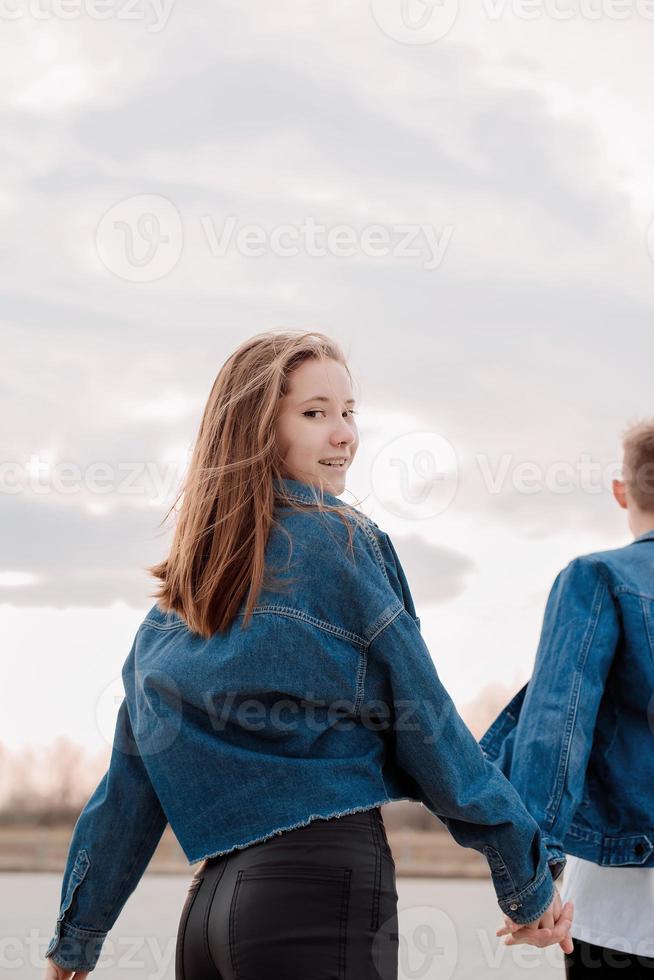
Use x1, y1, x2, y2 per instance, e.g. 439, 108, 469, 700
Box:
146, 330, 367, 638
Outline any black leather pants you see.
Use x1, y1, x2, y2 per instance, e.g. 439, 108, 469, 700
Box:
175, 806, 399, 980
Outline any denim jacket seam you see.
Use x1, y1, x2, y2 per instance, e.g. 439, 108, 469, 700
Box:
141, 620, 187, 633
640, 596, 654, 667
353, 647, 368, 717
357, 606, 404, 716
613, 585, 654, 599
584, 560, 654, 600
56, 921, 107, 939
566, 823, 603, 844
482, 845, 518, 897
543, 573, 606, 830
358, 521, 393, 582
54, 848, 91, 922
366, 604, 404, 646
243, 606, 377, 715
275, 490, 333, 508
249, 605, 367, 648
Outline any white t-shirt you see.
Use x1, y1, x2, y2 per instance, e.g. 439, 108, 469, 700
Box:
560, 854, 654, 957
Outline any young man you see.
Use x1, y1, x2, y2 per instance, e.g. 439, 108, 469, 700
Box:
481, 420, 654, 977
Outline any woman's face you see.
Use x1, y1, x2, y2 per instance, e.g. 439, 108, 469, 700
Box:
275, 357, 359, 495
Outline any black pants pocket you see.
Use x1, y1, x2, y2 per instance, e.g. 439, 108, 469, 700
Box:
229, 862, 352, 980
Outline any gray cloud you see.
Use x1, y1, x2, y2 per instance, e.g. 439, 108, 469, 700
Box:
386, 534, 476, 606
0, 494, 169, 608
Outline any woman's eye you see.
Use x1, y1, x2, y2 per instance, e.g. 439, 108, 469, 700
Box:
303, 410, 357, 419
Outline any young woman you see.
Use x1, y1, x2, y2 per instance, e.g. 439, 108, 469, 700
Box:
44, 330, 573, 980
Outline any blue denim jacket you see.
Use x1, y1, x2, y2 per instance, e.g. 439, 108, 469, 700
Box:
481, 531, 654, 873
46, 477, 558, 971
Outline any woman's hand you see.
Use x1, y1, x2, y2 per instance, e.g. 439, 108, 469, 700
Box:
496, 888, 574, 953
43, 958, 90, 980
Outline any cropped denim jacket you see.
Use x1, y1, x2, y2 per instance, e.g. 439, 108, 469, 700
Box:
481, 532, 654, 873
46, 477, 559, 971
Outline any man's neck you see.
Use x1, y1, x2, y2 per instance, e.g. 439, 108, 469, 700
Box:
631, 517, 654, 539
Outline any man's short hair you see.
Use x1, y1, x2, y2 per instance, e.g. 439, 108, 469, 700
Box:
622, 419, 654, 513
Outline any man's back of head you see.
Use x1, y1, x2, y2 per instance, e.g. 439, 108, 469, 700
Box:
612, 418, 654, 539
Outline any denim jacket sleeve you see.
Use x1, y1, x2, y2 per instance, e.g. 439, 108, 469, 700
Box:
368, 535, 557, 924
481, 556, 620, 869
45, 640, 168, 973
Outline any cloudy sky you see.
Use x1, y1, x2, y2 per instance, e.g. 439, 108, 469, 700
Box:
2, 0, 654, 759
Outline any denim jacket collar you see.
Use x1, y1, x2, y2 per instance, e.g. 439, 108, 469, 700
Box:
272, 476, 347, 508
633, 528, 654, 545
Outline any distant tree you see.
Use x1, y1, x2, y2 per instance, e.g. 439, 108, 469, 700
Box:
44, 737, 88, 808
0, 738, 110, 820
460, 678, 525, 740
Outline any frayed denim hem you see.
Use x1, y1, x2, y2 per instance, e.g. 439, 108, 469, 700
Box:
188, 796, 417, 865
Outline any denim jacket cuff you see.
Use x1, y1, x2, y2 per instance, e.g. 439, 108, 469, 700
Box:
45, 919, 107, 972
496, 863, 555, 925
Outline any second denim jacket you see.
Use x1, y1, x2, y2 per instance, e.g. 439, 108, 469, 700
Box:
481, 532, 654, 873
46, 476, 559, 972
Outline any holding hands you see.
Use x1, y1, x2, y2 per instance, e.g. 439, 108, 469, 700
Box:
497, 887, 574, 953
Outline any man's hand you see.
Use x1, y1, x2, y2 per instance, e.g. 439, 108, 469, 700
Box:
44, 958, 90, 980
496, 888, 574, 953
